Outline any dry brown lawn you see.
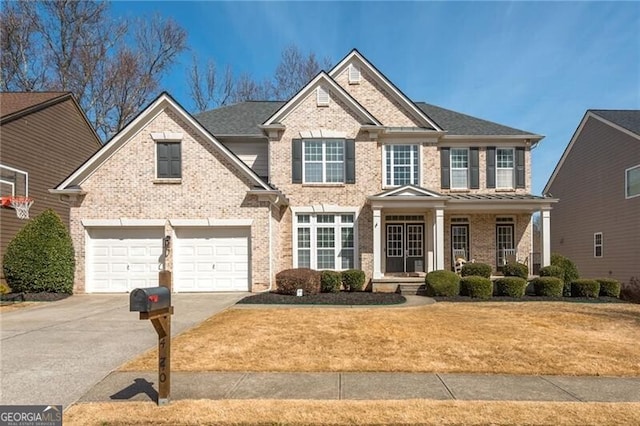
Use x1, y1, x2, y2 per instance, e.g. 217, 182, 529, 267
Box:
64, 400, 640, 425
121, 302, 640, 376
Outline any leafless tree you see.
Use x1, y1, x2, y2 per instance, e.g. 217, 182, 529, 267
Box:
273, 45, 331, 100
188, 56, 235, 112
0, 1, 186, 140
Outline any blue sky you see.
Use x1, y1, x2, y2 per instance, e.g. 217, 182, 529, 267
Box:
112, 1, 639, 195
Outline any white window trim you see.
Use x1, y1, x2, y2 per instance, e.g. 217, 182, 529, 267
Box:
291, 207, 359, 270
302, 139, 346, 184
594, 232, 603, 258
496, 147, 515, 189
625, 164, 640, 199
383, 144, 421, 188
450, 147, 469, 190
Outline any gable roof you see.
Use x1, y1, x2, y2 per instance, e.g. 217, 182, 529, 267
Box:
0, 92, 68, 120
329, 49, 443, 132
195, 101, 284, 137
416, 103, 537, 137
590, 110, 640, 137
263, 71, 382, 126
543, 109, 640, 194
54, 92, 272, 192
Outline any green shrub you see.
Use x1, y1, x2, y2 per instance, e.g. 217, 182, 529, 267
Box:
425, 270, 460, 297
341, 269, 366, 292
461, 262, 492, 278
596, 278, 620, 298
531, 277, 563, 297
551, 253, 579, 296
3, 209, 75, 294
460, 276, 493, 299
320, 270, 342, 293
570, 279, 600, 298
276, 268, 321, 295
495, 277, 527, 298
503, 262, 529, 280
539, 265, 564, 280
621, 276, 640, 303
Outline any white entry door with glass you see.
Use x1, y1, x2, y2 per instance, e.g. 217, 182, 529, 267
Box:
385, 220, 424, 273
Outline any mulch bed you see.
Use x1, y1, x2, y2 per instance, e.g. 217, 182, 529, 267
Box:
433, 295, 629, 303
0, 292, 71, 303
238, 291, 407, 305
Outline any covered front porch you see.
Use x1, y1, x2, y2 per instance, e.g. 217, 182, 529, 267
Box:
367, 186, 557, 287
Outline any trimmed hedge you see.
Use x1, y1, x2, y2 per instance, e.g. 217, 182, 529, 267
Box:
531, 276, 563, 297
539, 265, 564, 280
570, 279, 600, 298
3, 209, 75, 294
503, 262, 529, 280
495, 277, 527, 298
461, 262, 492, 279
551, 253, 579, 296
460, 276, 493, 299
276, 268, 321, 295
425, 270, 460, 297
320, 271, 342, 293
342, 269, 366, 292
596, 278, 621, 298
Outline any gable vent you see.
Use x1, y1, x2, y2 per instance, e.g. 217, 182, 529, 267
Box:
348, 64, 361, 84
316, 86, 330, 106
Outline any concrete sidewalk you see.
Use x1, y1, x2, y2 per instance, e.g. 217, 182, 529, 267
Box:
80, 371, 640, 403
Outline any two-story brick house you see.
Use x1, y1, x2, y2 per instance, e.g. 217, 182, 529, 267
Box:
53, 50, 556, 293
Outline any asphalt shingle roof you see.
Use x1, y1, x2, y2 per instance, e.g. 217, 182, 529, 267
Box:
0, 92, 68, 118
590, 110, 640, 137
448, 193, 548, 201
195, 101, 284, 136
195, 100, 536, 137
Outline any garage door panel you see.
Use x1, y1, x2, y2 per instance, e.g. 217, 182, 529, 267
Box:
86, 227, 164, 293
174, 227, 250, 292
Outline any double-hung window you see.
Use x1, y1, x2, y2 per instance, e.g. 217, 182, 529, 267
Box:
450, 148, 469, 189
626, 165, 640, 198
594, 232, 603, 257
303, 139, 344, 183
385, 144, 419, 186
496, 148, 514, 189
296, 213, 355, 270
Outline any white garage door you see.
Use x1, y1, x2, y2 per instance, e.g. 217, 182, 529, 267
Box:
174, 227, 249, 292
87, 227, 164, 293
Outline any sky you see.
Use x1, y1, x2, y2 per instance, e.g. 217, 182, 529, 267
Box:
111, 1, 640, 195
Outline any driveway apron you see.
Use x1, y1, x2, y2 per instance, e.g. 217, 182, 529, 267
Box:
0, 293, 245, 408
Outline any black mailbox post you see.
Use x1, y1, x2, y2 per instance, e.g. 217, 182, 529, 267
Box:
130, 287, 171, 313
130, 272, 173, 406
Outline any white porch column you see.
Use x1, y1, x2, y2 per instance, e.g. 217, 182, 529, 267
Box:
541, 208, 551, 267
373, 208, 382, 279
435, 208, 445, 270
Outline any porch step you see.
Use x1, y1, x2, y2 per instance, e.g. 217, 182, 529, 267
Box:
398, 283, 427, 296
372, 281, 427, 295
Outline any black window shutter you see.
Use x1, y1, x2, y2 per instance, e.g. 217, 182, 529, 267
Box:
516, 146, 525, 188
345, 139, 355, 184
170, 143, 181, 178
486, 146, 496, 188
440, 147, 450, 189
157, 143, 169, 178
292, 139, 302, 183
470, 147, 479, 189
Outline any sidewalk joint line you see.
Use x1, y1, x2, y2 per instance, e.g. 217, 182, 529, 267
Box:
338, 373, 343, 400
540, 376, 583, 402
436, 373, 456, 400
224, 372, 249, 399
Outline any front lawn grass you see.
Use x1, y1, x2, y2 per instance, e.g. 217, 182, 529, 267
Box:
64, 400, 640, 426
121, 302, 640, 376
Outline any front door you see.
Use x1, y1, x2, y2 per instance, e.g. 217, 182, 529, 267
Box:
386, 223, 424, 273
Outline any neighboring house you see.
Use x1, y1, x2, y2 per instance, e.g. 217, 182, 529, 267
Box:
544, 110, 640, 286
1, 92, 101, 272
52, 49, 556, 293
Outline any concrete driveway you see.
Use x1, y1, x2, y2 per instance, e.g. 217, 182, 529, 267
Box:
0, 293, 246, 408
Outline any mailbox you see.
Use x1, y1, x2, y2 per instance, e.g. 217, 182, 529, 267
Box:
130, 287, 171, 312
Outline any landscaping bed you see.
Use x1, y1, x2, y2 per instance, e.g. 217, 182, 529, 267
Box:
0, 292, 71, 303
433, 295, 628, 303
238, 291, 406, 305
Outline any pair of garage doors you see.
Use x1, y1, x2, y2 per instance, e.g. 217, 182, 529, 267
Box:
86, 227, 249, 293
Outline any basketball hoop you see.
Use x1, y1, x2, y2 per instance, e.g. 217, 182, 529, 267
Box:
8, 196, 33, 219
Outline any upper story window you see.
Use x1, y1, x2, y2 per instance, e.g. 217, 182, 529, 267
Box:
450, 148, 469, 189
384, 144, 419, 187
304, 139, 344, 183
156, 142, 181, 179
496, 148, 514, 189
594, 232, 603, 257
626, 165, 640, 198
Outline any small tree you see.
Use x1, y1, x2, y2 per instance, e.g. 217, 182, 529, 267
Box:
3, 209, 75, 294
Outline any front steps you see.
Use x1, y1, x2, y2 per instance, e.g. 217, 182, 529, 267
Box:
372, 276, 427, 295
